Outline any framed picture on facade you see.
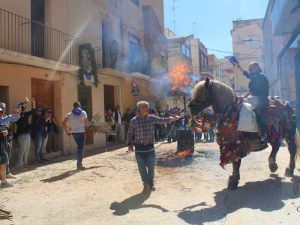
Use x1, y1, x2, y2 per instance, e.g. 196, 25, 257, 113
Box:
79, 43, 99, 87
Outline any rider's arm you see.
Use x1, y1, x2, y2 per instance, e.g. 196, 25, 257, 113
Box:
237, 64, 251, 79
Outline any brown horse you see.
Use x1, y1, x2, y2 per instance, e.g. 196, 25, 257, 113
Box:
189, 78, 299, 190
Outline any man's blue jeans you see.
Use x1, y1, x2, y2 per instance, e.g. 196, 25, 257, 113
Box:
135, 144, 155, 186
72, 133, 86, 168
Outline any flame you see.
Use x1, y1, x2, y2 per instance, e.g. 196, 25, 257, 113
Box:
169, 63, 191, 92
175, 149, 193, 157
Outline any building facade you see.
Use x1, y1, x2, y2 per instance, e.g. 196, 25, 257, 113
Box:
263, 0, 300, 128
231, 18, 265, 95
208, 55, 235, 89
191, 38, 213, 80
0, 0, 166, 162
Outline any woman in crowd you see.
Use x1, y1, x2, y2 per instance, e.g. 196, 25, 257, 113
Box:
0, 104, 21, 188
32, 107, 50, 163
46, 109, 59, 153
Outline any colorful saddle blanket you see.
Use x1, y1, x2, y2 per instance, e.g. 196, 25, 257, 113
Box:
216, 96, 296, 168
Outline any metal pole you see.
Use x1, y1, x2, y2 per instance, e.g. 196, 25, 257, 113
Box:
184, 93, 187, 131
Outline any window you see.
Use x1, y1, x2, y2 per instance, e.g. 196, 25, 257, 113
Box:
181, 40, 191, 58
128, 33, 141, 72
131, 0, 139, 7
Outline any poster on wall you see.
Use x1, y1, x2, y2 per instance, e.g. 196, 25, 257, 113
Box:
79, 43, 99, 87
131, 80, 140, 96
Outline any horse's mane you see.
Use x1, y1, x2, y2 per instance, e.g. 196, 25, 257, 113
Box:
194, 80, 235, 113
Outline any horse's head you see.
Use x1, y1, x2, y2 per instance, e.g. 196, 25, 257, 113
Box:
188, 78, 214, 116
188, 78, 235, 116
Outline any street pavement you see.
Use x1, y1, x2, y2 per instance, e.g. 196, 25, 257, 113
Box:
1, 141, 300, 225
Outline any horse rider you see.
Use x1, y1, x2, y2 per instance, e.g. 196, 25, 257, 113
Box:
237, 62, 269, 144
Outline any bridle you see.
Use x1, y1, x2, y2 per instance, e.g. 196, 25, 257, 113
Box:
188, 83, 215, 116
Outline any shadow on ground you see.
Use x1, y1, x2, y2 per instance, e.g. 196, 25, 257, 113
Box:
40, 166, 104, 183
177, 176, 299, 225
12, 144, 126, 175
110, 192, 169, 216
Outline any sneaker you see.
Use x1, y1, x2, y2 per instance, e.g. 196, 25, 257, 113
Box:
150, 185, 156, 191
77, 166, 86, 171
6, 173, 16, 179
1, 181, 13, 188
142, 183, 151, 194
149, 181, 155, 191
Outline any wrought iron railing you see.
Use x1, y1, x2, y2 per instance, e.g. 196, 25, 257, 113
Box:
0, 7, 78, 65
200, 65, 214, 75
95, 47, 103, 67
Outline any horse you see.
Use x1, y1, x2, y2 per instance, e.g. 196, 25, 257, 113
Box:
189, 78, 299, 190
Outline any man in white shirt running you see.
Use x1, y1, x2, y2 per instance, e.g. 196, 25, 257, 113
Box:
62, 102, 88, 170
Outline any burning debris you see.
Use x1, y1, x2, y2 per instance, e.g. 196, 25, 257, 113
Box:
175, 149, 193, 157
156, 150, 193, 163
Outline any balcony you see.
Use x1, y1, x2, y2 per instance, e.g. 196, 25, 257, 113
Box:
200, 65, 214, 78
0, 8, 78, 66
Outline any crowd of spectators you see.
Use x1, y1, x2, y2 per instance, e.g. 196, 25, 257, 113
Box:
0, 100, 216, 188
0, 98, 59, 188
104, 105, 216, 145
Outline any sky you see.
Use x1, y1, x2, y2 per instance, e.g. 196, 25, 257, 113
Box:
164, 0, 269, 58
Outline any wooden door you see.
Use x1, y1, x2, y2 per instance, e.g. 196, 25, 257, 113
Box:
31, 79, 54, 110
104, 85, 115, 111
0, 86, 9, 110
78, 85, 94, 145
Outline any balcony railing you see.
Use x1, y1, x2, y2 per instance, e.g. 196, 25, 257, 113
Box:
0, 8, 78, 65
200, 65, 214, 75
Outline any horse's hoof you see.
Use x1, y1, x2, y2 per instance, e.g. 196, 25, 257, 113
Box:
269, 162, 278, 173
285, 168, 294, 177
227, 175, 239, 190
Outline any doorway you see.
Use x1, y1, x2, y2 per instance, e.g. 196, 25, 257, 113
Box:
31, 79, 54, 109
31, 0, 45, 57
295, 53, 300, 130
78, 85, 94, 145
104, 85, 115, 111
0, 86, 9, 110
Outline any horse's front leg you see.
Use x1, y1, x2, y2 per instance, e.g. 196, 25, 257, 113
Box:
268, 140, 281, 173
285, 135, 297, 177
228, 159, 241, 190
